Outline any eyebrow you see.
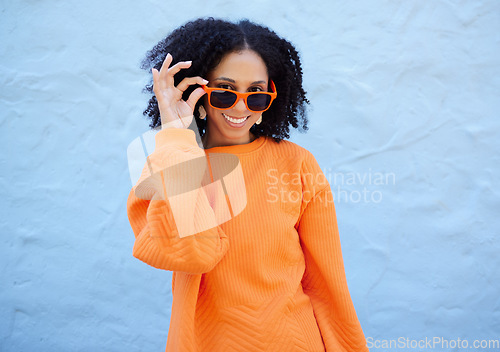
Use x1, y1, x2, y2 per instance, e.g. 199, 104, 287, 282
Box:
213, 77, 267, 85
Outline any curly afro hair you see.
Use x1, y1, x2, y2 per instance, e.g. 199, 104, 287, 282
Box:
140, 17, 309, 142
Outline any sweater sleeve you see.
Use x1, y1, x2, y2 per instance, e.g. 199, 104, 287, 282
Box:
126, 128, 230, 274
296, 154, 368, 352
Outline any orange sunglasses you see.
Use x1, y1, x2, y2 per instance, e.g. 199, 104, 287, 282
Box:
202, 81, 277, 112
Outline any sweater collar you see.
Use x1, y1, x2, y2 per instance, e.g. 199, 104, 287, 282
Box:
204, 135, 267, 155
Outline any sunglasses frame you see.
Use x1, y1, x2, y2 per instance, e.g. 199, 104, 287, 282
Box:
202, 80, 277, 112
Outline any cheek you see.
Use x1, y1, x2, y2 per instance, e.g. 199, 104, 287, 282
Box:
205, 104, 220, 121
202, 97, 214, 119
205, 107, 231, 129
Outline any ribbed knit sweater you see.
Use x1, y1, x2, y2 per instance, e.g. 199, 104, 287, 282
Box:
127, 128, 368, 352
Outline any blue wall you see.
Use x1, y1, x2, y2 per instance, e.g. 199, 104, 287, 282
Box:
1, 1, 499, 351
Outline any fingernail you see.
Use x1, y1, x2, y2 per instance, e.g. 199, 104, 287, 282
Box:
202, 79, 209, 85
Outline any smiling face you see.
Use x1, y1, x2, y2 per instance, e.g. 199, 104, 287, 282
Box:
203, 49, 269, 148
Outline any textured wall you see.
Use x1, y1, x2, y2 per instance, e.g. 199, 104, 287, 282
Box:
1, 0, 499, 351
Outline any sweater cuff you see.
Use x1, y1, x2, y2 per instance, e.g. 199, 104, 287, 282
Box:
155, 128, 199, 150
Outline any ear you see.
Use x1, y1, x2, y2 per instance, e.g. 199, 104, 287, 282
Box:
198, 105, 207, 119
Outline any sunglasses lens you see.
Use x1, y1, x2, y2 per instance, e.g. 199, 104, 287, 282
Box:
247, 93, 272, 112
210, 90, 237, 109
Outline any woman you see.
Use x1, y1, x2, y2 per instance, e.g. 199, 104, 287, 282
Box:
127, 17, 368, 352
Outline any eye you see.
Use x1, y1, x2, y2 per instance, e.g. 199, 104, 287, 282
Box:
249, 86, 265, 92
217, 84, 234, 90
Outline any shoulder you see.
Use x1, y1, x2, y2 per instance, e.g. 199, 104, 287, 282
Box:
264, 137, 321, 171
264, 138, 330, 209
263, 137, 327, 192
264, 137, 318, 163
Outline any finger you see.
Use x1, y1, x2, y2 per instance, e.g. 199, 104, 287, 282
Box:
185, 87, 207, 110
152, 68, 167, 100
157, 53, 174, 89
164, 60, 193, 83
176, 76, 209, 93
158, 53, 173, 75
158, 58, 193, 89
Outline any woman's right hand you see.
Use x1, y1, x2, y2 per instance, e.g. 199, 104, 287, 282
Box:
152, 53, 207, 128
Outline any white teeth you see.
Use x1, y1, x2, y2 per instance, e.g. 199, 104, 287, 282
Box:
223, 113, 249, 124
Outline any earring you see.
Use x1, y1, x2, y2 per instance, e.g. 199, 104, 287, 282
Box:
198, 105, 206, 120
256, 115, 262, 125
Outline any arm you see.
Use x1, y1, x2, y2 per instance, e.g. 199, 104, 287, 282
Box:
128, 52, 231, 274
296, 155, 368, 352
127, 128, 230, 274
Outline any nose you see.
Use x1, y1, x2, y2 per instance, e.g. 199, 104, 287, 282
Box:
233, 97, 248, 112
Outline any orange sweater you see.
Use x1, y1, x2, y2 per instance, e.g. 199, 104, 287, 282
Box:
127, 128, 368, 352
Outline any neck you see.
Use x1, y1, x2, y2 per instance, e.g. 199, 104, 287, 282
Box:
202, 132, 257, 149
